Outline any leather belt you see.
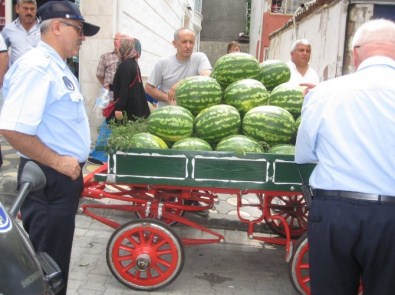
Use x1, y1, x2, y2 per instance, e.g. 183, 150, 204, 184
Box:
314, 189, 395, 203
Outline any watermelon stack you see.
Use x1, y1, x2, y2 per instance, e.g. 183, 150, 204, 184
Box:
223, 79, 269, 116
216, 135, 264, 154
109, 54, 307, 154
172, 137, 212, 151
269, 83, 304, 119
211, 53, 260, 89
269, 144, 295, 155
129, 133, 168, 149
242, 105, 296, 146
147, 105, 194, 142
175, 76, 223, 115
195, 104, 241, 144
258, 60, 291, 91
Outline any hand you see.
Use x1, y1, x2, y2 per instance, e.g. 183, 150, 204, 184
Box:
114, 111, 123, 120
55, 155, 81, 181
299, 83, 317, 95
167, 87, 176, 103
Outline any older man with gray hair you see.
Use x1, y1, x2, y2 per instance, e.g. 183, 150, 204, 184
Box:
296, 19, 395, 295
288, 38, 319, 90
2, 0, 41, 66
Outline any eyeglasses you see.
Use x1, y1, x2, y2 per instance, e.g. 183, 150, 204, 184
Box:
59, 20, 84, 37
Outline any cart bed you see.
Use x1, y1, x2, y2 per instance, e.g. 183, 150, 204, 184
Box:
94, 149, 314, 192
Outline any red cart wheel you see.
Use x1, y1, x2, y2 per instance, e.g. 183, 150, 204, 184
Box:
106, 219, 184, 291
289, 233, 310, 295
289, 233, 364, 295
264, 194, 307, 238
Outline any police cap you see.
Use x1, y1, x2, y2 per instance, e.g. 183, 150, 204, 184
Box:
38, 1, 100, 37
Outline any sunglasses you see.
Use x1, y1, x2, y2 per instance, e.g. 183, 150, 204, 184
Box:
59, 20, 84, 36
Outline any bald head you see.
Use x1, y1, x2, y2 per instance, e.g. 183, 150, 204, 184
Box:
352, 19, 395, 69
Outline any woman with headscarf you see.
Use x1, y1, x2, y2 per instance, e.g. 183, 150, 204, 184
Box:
108, 37, 150, 121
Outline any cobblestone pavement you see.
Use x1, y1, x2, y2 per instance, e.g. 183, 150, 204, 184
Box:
0, 135, 300, 295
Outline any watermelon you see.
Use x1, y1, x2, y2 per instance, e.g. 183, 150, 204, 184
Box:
223, 79, 269, 116
175, 76, 223, 115
211, 53, 260, 89
258, 60, 291, 91
269, 144, 295, 155
195, 104, 241, 143
216, 135, 264, 154
129, 133, 168, 149
295, 116, 302, 128
269, 83, 304, 119
172, 137, 212, 151
242, 105, 296, 146
147, 105, 194, 142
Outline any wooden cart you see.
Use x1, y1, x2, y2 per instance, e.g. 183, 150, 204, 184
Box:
81, 149, 315, 293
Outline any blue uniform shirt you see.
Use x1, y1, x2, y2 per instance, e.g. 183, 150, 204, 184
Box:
295, 56, 395, 195
0, 41, 90, 163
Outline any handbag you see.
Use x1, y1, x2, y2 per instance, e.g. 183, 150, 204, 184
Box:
102, 99, 118, 118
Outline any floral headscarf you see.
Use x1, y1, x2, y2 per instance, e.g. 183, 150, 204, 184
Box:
118, 37, 142, 61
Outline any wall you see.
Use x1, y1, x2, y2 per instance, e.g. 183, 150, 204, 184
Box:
200, 0, 248, 66
200, 0, 247, 42
80, 0, 202, 140
268, 1, 352, 82
249, 0, 266, 60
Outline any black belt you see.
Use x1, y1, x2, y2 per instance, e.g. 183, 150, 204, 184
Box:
314, 189, 395, 203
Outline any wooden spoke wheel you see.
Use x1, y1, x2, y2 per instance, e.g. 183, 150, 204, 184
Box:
106, 219, 184, 291
264, 194, 308, 238
289, 233, 310, 295
289, 233, 363, 295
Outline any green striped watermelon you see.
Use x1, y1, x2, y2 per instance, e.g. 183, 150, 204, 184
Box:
172, 137, 212, 151
195, 104, 241, 143
295, 116, 302, 128
175, 76, 223, 115
223, 79, 269, 116
242, 105, 296, 146
129, 133, 168, 149
147, 105, 194, 142
258, 60, 291, 91
216, 135, 264, 154
269, 144, 295, 155
211, 53, 260, 89
269, 83, 304, 119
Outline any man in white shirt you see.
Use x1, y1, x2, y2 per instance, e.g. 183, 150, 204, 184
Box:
287, 39, 319, 91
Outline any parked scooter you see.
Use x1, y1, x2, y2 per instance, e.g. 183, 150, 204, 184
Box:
0, 161, 63, 294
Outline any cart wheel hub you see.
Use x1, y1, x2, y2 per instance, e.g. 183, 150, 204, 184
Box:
136, 254, 151, 271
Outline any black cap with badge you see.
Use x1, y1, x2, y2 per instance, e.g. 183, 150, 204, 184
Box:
38, 1, 100, 37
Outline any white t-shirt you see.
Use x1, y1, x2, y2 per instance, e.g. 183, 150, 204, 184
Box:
146, 52, 212, 107
287, 60, 319, 85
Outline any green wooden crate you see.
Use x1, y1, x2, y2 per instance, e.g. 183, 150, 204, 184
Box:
95, 149, 315, 192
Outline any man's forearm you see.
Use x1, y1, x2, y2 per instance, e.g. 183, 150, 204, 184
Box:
145, 84, 169, 103
0, 130, 61, 168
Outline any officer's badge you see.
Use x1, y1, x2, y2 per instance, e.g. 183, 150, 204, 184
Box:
63, 76, 75, 91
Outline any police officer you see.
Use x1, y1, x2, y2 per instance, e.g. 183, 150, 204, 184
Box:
0, 1, 99, 294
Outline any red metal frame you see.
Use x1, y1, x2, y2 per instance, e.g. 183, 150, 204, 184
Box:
81, 164, 304, 261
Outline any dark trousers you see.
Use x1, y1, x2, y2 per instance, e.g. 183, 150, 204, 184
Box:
18, 158, 83, 295
308, 193, 395, 295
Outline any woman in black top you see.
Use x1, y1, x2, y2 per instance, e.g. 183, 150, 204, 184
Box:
108, 37, 150, 122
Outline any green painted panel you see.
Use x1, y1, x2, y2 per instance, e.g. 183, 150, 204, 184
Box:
94, 149, 316, 192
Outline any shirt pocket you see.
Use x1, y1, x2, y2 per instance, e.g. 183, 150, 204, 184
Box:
58, 91, 86, 123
